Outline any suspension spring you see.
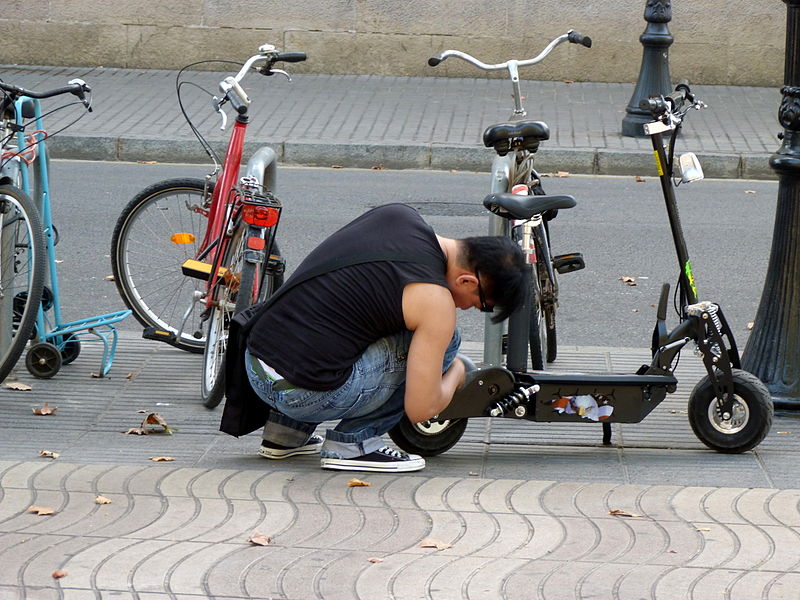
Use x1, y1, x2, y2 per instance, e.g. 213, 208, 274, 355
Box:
488, 384, 540, 417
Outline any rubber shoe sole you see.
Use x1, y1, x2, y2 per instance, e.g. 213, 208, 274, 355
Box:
258, 435, 324, 459
320, 454, 425, 473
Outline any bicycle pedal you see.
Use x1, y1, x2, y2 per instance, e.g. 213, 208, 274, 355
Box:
181, 259, 228, 281
553, 252, 585, 274
142, 326, 177, 344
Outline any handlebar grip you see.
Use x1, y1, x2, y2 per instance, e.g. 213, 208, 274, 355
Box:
275, 52, 307, 63
228, 91, 249, 115
567, 30, 592, 48
639, 96, 667, 114
428, 56, 443, 67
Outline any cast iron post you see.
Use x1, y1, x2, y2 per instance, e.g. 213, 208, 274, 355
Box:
621, 0, 674, 137
741, 0, 800, 409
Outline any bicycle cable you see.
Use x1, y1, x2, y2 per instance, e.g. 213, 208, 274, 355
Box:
0, 93, 92, 171
175, 60, 244, 172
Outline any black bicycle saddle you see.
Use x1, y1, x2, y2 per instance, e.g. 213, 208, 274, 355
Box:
483, 121, 550, 156
483, 192, 576, 220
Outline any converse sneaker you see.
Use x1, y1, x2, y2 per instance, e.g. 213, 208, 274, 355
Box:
258, 434, 324, 459
320, 446, 425, 473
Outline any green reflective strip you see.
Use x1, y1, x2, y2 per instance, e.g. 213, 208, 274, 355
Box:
684, 260, 697, 298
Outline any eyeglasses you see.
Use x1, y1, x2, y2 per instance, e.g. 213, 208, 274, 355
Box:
475, 271, 493, 313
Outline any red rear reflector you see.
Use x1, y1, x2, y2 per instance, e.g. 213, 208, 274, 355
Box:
247, 236, 266, 250
242, 205, 279, 227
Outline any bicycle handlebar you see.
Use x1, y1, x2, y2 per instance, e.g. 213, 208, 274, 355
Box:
428, 30, 592, 71
215, 45, 307, 122
0, 78, 92, 110
639, 81, 700, 118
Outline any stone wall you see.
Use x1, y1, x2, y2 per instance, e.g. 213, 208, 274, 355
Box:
0, 0, 787, 85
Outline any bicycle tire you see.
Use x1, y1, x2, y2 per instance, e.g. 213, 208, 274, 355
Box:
0, 185, 46, 383
528, 270, 546, 371
111, 178, 211, 353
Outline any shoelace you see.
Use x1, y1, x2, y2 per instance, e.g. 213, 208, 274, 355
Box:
378, 446, 406, 459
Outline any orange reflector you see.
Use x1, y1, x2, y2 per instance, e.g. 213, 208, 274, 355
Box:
171, 232, 196, 245
242, 205, 279, 227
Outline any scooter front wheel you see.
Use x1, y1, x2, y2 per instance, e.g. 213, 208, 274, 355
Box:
389, 416, 467, 457
688, 369, 773, 453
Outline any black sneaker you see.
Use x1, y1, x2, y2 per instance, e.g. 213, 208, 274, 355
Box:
258, 434, 324, 459
320, 446, 425, 473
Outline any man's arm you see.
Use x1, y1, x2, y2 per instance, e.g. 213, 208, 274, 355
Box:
402, 283, 466, 423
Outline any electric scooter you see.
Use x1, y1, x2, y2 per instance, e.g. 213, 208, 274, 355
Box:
389, 83, 774, 456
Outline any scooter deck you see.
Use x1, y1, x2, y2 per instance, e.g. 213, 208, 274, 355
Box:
439, 367, 678, 424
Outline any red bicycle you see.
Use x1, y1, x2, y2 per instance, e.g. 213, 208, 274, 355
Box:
111, 44, 306, 407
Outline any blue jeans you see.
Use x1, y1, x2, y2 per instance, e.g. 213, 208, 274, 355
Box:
245, 329, 461, 459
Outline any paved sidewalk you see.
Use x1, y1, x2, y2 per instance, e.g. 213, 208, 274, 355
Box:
1, 336, 799, 599
0, 64, 782, 179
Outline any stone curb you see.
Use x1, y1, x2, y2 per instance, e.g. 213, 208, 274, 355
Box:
47, 134, 778, 179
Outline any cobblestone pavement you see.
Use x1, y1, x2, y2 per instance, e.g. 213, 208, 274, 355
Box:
1, 336, 799, 599
0, 64, 782, 179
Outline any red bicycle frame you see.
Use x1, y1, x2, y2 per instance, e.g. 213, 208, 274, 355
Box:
197, 117, 249, 308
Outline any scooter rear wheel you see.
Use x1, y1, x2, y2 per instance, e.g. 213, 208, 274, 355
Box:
688, 369, 773, 453
389, 416, 467, 457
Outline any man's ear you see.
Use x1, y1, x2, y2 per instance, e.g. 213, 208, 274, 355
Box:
456, 272, 478, 288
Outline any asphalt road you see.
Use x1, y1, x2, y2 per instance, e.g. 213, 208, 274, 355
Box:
48, 159, 778, 350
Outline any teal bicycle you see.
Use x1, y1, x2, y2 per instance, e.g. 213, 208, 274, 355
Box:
0, 77, 131, 379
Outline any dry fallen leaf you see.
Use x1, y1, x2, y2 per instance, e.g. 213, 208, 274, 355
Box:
331, 165, 343, 169
124, 413, 174, 435
777, 431, 791, 435
371, 165, 384, 170
32, 403, 57, 415
348, 478, 371, 487
631, 309, 639, 313
635, 176, 646, 182
609, 509, 644, 518
105, 275, 115, 281
90, 372, 103, 378
367, 557, 384, 563
28, 505, 56, 516
468, 472, 479, 477
744, 190, 757, 194
52, 569, 68, 579
149, 456, 174, 462
696, 527, 711, 532
418, 538, 453, 550
137, 160, 158, 165
126, 373, 135, 379
5, 381, 32, 391
670, 409, 688, 414
39, 450, 60, 459
746, 322, 755, 330
554, 171, 570, 178
248, 531, 272, 546
619, 276, 638, 286
95, 495, 113, 505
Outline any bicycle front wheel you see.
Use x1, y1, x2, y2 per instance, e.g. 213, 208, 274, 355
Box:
111, 178, 210, 353
0, 185, 46, 383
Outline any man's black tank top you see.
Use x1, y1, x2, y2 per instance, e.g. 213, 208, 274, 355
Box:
247, 203, 448, 390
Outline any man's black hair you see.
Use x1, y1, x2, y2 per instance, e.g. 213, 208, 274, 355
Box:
460, 236, 525, 323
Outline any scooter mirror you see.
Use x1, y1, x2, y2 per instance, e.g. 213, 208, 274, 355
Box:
678, 152, 704, 183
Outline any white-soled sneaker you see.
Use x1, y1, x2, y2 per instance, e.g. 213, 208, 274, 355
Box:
258, 434, 324, 459
320, 446, 425, 473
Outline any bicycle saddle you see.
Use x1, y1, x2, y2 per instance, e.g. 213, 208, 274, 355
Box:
483, 192, 576, 220
483, 121, 550, 156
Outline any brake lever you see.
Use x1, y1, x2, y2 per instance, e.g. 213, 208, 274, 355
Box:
211, 95, 228, 130
266, 68, 291, 82
68, 78, 93, 112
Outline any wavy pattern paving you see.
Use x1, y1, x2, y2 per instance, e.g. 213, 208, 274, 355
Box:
1, 460, 799, 599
